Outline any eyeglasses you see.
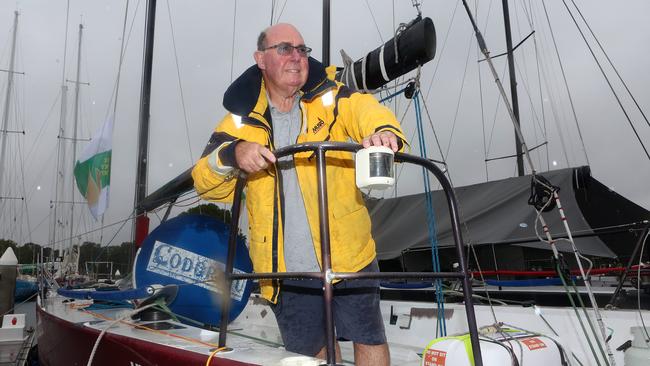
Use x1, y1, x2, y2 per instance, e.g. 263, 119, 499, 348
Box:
262, 42, 312, 57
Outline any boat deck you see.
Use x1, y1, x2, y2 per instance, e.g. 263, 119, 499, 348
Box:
38, 293, 423, 365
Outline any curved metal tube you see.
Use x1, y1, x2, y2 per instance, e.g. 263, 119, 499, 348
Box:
218, 141, 483, 366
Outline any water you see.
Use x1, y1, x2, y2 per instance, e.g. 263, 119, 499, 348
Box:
13, 299, 37, 334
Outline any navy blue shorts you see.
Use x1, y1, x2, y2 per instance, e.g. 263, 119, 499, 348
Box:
270, 260, 386, 357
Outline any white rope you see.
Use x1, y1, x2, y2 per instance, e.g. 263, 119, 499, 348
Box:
378, 45, 390, 82
349, 60, 360, 91
361, 54, 369, 91
86, 303, 157, 366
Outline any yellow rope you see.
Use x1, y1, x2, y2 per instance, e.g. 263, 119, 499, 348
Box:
205, 347, 228, 365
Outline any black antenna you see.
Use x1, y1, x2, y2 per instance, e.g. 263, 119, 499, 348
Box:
502, 0, 525, 176
322, 0, 330, 67
133, 0, 157, 260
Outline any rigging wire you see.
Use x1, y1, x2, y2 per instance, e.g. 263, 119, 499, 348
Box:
512, 57, 549, 166
0, 12, 30, 244
91, 210, 135, 264
528, 1, 551, 172
443, 31, 474, 161
462, 2, 617, 363
540, 0, 590, 166
104, 0, 141, 119
478, 42, 489, 181
423, 0, 460, 100
60, 0, 70, 85
529, 30, 572, 168
531, 198, 606, 366
50, 0, 73, 257
93, 0, 133, 251
364, 0, 385, 43
510, 1, 548, 170
558, 0, 650, 161
484, 52, 507, 162
275, 0, 289, 24
165, 0, 194, 164
270, 0, 275, 26
637, 231, 650, 342
419, 88, 449, 178
413, 88, 446, 336
568, 0, 650, 130
476, 0, 496, 181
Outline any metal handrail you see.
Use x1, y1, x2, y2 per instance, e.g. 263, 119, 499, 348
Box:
217, 141, 483, 366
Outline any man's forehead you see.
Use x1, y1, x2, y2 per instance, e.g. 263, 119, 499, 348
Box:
266, 25, 304, 44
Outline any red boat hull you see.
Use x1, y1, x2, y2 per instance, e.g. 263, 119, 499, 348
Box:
36, 305, 256, 366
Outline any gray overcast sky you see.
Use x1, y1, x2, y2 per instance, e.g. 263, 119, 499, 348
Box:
0, 0, 648, 250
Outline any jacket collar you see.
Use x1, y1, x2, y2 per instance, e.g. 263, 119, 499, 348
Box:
223, 57, 336, 118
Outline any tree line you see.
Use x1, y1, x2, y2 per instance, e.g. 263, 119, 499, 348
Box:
0, 203, 240, 278
0, 239, 134, 277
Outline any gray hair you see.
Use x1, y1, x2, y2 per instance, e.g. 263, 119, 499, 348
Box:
257, 30, 267, 51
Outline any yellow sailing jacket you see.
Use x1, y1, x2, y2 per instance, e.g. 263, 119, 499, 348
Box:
192, 58, 407, 302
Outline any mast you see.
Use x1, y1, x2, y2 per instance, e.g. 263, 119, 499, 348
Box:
322, 0, 330, 67
0, 11, 19, 199
51, 3, 71, 260
67, 24, 84, 272
133, 0, 157, 259
502, 0, 525, 176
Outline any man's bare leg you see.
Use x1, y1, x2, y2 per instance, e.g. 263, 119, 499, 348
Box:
315, 342, 342, 363
354, 342, 390, 366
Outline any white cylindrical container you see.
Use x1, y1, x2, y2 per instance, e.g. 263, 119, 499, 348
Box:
421, 328, 566, 366
624, 326, 650, 366
355, 146, 395, 190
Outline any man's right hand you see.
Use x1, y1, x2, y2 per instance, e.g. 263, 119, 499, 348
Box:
235, 141, 276, 173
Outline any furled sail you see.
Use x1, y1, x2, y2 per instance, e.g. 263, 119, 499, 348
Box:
336, 16, 436, 91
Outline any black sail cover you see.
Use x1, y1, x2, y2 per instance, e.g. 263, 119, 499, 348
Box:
336, 16, 436, 91
366, 167, 649, 260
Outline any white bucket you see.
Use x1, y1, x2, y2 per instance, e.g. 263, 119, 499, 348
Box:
276, 356, 323, 366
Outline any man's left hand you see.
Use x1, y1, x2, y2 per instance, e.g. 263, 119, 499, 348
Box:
362, 131, 399, 152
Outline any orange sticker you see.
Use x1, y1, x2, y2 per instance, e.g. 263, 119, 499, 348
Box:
522, 337, 547, 351
423, 348, 447, 366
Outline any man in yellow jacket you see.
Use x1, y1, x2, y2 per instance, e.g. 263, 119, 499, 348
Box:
192, 23, 406, 366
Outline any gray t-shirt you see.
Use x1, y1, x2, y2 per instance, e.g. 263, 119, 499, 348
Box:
270, 96, 320, 272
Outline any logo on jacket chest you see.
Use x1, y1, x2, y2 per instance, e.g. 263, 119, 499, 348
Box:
312, 118, 325, 134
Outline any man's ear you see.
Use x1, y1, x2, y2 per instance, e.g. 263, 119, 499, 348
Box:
254, 51, 265, 70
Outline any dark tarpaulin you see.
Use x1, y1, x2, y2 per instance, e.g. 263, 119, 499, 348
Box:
366, 167, 648, 260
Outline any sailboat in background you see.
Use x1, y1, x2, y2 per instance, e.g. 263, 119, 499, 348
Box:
0, 11, 41, 309
30, 0, 650, 365
0, 11, 31, 259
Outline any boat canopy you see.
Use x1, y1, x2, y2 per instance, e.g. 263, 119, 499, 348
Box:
367, 166, 649, 260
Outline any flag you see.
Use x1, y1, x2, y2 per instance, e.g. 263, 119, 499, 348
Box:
74, 115, 113, 219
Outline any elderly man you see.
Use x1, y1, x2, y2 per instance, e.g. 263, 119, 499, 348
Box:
192, 23, 406, 365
